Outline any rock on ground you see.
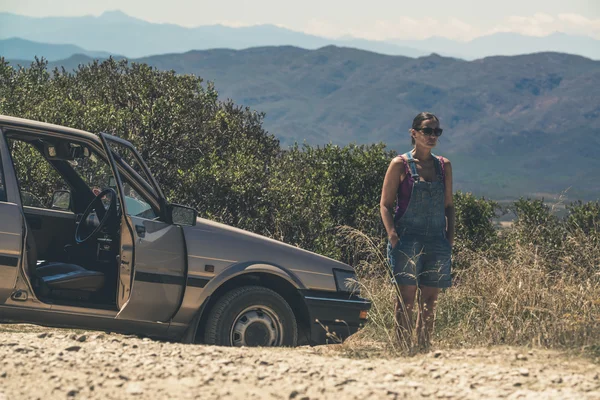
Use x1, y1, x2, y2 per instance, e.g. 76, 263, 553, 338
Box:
0, 324, 598, 399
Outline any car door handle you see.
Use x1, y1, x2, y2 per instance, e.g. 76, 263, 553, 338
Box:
135, 225, 146, 237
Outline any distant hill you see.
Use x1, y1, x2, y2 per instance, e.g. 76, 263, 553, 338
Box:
1, 11, 599, 60
0, 38, 113, 61
6, 47, 600, 200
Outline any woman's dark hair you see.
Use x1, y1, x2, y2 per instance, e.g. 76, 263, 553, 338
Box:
410, 112, 439, 146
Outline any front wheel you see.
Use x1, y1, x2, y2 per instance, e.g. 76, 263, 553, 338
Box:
204, 286, 298, 347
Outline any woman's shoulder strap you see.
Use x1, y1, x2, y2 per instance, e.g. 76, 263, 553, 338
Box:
403, 151, 419, 179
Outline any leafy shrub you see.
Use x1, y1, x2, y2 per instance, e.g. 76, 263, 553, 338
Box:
566, 201, 600, 237
453, 191, 499, 252
507, 198, 565, 264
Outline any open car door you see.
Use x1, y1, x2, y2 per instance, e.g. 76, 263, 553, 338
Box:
99, 133, 186, 323
0, 129, 23, 304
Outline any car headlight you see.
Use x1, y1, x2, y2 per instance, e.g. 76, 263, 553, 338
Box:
333, 268, 359, 293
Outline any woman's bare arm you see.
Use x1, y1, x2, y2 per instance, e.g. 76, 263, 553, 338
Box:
443, 158, 455, 246
380, 156, 405, 246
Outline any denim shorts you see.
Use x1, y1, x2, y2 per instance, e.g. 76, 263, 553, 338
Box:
387, 235, 452, 288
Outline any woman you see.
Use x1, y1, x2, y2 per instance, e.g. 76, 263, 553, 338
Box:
379, 112, 454, 347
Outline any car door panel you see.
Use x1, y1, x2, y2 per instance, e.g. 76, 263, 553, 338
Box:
0, 202, 23, 303
0, 128, 24, 304
116, 216, 186, 322
99, 133, 186, 323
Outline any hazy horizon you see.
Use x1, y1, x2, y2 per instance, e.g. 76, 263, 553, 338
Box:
1, 0, 598, 42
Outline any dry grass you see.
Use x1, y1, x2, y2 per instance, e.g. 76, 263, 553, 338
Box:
335, 226, 600, 358
434, 244, 600, 350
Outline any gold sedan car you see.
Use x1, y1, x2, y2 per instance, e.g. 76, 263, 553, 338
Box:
0, 116, 370, 346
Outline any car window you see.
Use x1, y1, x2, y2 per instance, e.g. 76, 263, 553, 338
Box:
102, 138, 161, 219
122, 181, 157, 219
7, 139, 69, 209
106, 140, 157, 197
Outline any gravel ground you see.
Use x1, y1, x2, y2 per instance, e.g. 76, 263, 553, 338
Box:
0, 324, 598, 399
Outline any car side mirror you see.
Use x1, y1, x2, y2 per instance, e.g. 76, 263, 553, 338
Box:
168, 203, 197, 226
51, 190, 72, 211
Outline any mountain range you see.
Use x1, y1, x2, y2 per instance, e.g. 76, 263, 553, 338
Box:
0, 38, 113, 61
5, 47, 600, 200
1, 11, 599, 60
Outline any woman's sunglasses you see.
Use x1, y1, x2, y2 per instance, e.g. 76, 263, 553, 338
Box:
415, 127, 443, 137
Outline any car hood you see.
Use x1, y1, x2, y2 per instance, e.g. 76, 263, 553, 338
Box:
181, 217, 352, 291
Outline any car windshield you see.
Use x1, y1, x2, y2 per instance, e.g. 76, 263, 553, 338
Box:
69, 148, 114, 192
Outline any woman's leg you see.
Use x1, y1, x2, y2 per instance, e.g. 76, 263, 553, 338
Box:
390, 236, 421, 346
416, 285, 440, 348
415, 237, 451, 348
396, 284, 417, 345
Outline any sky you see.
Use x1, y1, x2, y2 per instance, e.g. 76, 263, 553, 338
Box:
1, 0, 599, 41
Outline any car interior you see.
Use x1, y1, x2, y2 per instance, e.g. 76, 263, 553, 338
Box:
5, 132, 123, 309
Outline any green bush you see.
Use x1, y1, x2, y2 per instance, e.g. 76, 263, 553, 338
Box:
453, 191, 499, 252
567, 200, 600, 236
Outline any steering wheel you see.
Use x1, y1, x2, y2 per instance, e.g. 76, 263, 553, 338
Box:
75, 188, 118, 244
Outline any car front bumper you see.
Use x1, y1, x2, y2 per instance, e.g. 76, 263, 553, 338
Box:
301, 290, 371, 345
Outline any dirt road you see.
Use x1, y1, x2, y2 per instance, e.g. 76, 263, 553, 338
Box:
0, 324, 598, 399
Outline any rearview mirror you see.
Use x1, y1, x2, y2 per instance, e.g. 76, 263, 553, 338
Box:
168, 204, 197, 226
44, 142, 89, 161
51, 190, 71, 211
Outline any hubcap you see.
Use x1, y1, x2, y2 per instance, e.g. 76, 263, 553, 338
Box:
230, 306, 283, 347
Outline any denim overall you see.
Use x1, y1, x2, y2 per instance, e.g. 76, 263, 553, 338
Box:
387, 152, 452, 288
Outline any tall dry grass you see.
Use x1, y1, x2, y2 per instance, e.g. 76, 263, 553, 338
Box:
337, 225, 600, 357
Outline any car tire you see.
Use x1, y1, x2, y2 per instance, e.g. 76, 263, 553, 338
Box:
204, 286, 298, 347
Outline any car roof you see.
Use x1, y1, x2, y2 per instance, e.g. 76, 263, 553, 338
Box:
0, 115, 101, 143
